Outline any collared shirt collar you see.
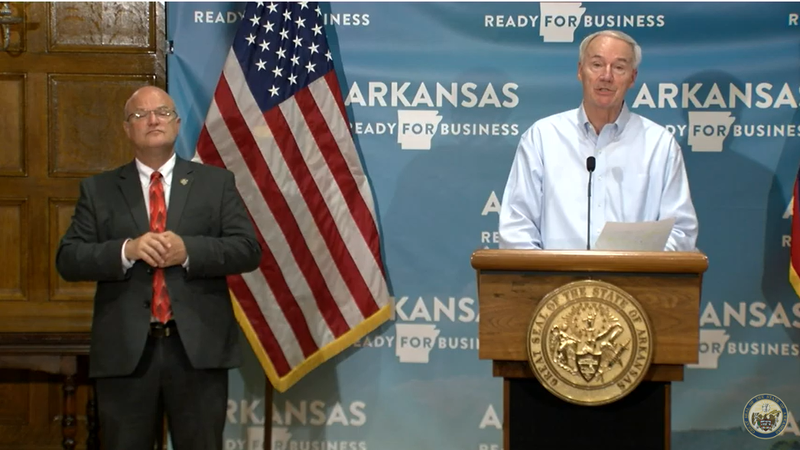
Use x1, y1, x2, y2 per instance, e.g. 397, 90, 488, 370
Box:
135, 152, 177, 187
578, 102, 631, 139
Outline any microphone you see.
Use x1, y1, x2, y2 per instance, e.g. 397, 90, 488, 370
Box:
586, 156, 596, 250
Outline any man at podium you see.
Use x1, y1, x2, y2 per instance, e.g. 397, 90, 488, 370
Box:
497, 30, 698, 251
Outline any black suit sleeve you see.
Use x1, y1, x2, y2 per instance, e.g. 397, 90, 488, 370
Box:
183, 171, 262, 279
55, 178, 128, 282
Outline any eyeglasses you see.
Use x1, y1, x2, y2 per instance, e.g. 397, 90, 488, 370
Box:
126, 108, 178, 122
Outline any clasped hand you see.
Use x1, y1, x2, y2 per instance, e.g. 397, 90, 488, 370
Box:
125, 231, 187, 268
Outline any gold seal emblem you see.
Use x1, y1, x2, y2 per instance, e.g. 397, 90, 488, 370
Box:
526, 279, 654, 406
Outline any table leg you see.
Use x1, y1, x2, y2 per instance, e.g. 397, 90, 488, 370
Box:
61, 374, 77, 450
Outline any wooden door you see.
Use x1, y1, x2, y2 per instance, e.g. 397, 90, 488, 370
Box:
0, 2, 165, 447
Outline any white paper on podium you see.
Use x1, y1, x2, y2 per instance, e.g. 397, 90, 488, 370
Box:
594, 217, 676, 251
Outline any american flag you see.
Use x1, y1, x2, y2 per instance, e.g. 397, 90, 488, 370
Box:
194, 1, 391, 392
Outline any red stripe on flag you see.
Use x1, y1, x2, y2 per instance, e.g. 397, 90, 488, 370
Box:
323, 72, 385, 276
215, 76, 352, 340
296, 82, 384, 271
197, 126, 295, 374
198, 125, 319, 363
228, 274, 292, 376
196, 125, 224, 169
265, 95, 379, 320
325, 72, 351, 130
212, 78, 327, 356
293, 87, 381, 316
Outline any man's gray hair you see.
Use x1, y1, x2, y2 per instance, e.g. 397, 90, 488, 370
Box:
578, 30, 642, 69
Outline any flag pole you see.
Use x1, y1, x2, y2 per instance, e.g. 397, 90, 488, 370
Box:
264, 379, 273, 449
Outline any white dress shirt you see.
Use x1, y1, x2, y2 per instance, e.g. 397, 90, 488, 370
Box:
498, 103, 699, 251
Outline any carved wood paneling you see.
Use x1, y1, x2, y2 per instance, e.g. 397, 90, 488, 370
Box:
0, 1, 164, 447
49, 2, 155, 52
49, 200, 94, 301
0, 75, 25, 176
0, 199, 27, 301
1, 3, 25, 53
48, 74, 154, 178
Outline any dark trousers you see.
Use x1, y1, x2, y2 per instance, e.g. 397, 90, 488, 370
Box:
94, 325, 229, 450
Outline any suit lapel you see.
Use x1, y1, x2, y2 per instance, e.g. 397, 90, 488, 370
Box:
117, 161, 149, 235
166, 157, 193, 232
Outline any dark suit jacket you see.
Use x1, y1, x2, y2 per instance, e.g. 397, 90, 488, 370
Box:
56, 157, 262, 378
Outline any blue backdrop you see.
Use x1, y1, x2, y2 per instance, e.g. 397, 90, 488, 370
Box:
166, 2, 800, 449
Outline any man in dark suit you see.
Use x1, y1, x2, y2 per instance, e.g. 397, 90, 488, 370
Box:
56, 86, 262, 450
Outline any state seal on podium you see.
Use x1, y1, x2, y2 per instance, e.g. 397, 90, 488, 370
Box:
526, 279, 654, 406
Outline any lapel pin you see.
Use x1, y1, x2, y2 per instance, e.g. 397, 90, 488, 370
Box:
180, 178, 188, 185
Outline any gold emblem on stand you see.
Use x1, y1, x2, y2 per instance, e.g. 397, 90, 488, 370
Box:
526, 279, 654, 406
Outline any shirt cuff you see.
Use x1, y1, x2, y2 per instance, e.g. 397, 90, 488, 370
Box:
121, 239, 135, 272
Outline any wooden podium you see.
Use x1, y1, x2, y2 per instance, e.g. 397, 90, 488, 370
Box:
471, 249, 708, 450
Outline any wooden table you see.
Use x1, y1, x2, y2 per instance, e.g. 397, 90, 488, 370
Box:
0, 333, 97, 450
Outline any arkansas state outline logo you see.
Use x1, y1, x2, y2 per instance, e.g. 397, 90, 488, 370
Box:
743, 393, 789, 439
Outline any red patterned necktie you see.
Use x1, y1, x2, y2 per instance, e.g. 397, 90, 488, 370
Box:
149, 171, 171, 323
